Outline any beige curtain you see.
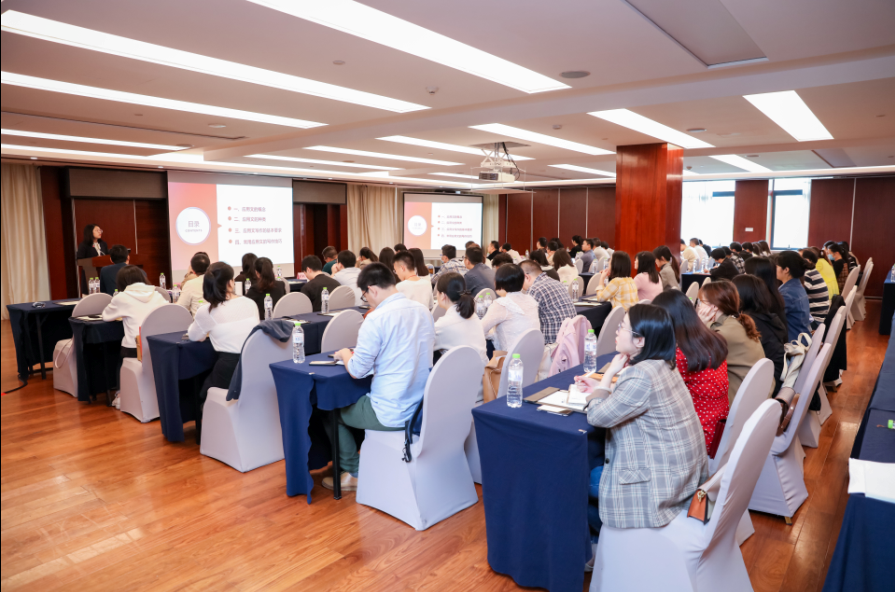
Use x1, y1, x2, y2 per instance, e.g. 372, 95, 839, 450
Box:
1, 164, 50, 320
482, 194, 500, 247
347, 184, 401, 254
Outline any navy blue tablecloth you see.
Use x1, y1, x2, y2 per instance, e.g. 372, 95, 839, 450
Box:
270, 352, 372, 502
69, 318, 124, 402
852, 410, 895, 463
822, 495, 894, 592
6, 299, 81, 382
574, 300, 611, 335
681, 273, 711, 293
879, 276, 894, 335
473, 356, 613, 592
282, 308, 367, 355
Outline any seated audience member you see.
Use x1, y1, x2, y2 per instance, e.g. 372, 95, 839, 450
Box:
332, 250, 363, 307
530, 249, 561, 281
99, 244, 130, 296
490, 252, 514, 270
300, 255, 341, 311
357, 247, 379, 268
569, 235, 583, 259
533, 237, 548, 256
595, 251, 639, 311
577, 305, 707, 535
188, 262, 260, 408
481, 264, 541, 351
322, 246, 339, 275
809, 246, 839, 297
840, 241, 860, 280
742, 242, 755, 258
552, 249, 579, 285
177, 251, 208, 288
799, 249, 831, 325
757, 240, 772, 257
245, 257, 287, 319
520, 259, 577, 345
652, 245, 680, 290
430, 244, 466, 284
395, 250, 434, 309
679, 239, 698, 272
378, 247, 395, 271
775, 250, 813, 340
709, 248, 739, 281
733, 275, 787, 395
234, 252, 258, 288
463, 247, 496, 297
633, 251, 663, 302
826, 242, 850, 293
177, 252, 211, 316
409, 248, 430, 279
465, 240, 477, 250
697, 280, 766, 403
593, 239, 609, 263
487, 240, 500, 262
433, 273, 488, 398
579, 238, 596, 271
652, 290, 729, 451
394, 243, 407, 252
727, 245, 746, 274
745, 256, 786, 319
730, 241, 751, 262
327, 263, 435, 492
691, 238, 708, 263
545, 239, 560, 265
501, 242, 522, 263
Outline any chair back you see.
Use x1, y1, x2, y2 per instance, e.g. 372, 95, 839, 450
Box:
477, 288, 497, 302
681, 259, 689, 273
328, 285, 356, 310
702, 276, 712, 287
497, 329, 545, 398
596, 305, 625, 358
416, 346, 485, 453
320, 309, 364, 352
574, 258, 584, 274
841, 265, 860, 299
155, 286, 172, 303
709, 359, 774, 473
236, 330, 292, 413
856, 260, 873, 295
824, 307, 846, 348
685, 281, 700, 300
140, 305, 193, 387
593, 256, 608, 274
704, 400, 780, 549
584, 274, 601, 296
273, 292, 313, 318
793, 324, 825, 395
567, 277, 585, 299
772, 344, 832, 455
432, 304, 446, 321
72, 293, 112, 316
638, 298, 651, 304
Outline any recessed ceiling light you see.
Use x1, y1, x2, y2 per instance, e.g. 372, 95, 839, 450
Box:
158, 166, 164, 169
709, 154, 771, 173
560, 71, 590, 79
0, 10, 426, 113
682, 170, 699, 176
686, 128, 707, 133
429, 172, 480, 180
743, 90, 833, 141
304, 146, 462, 166
1, 71, 324, 128
548, 164, 615, 177
246, 0, 568, 94
589, 109, 714, 149
30, 156, 37, 160
247, 154, 401, 170
552, 124, 563, 130
376, 135, 535, 159
208, 124, 227, 129
1, 128, 189, 151
470, 124, 613, 156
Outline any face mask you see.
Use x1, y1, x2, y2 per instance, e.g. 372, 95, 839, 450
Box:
828, 254, 834, 261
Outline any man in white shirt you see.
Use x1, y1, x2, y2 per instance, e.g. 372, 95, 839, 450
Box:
394, 250, 434, 309
332, 250, 363, 307
591, 238, 609, 266
176, 252, 210, 316
680, 239, 698, 272
501, 242, 522, 264
690, 238, 708, 263
326, 263, 435, 492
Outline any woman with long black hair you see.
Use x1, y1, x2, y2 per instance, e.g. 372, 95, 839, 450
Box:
245, 257, 286, 318
434, 272, 488, 399
745, 256, 786, 319
652, 245, 680, 290
76, 224, 109, 259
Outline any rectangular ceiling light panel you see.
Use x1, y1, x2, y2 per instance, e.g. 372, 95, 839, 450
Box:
247, 0, 568, 94
378, 135, 535, 160
0, 10, 426, 113
247, 154, 401, 170
548, 164, 615, 177
743, 91, 833, 141
304, 146, 462, 166
1, 71, 322, 128
0, 128, 187, 151
709, 154, 771, 173
470, 124, 614, 156
589, 109, 714, 149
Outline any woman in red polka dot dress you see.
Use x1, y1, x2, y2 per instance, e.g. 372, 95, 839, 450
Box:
654, 290, 730, 453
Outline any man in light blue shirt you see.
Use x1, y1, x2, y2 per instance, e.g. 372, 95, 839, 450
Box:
325, 263, 435, 492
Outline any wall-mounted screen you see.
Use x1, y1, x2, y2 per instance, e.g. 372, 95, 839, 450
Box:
403, 193, 483, 258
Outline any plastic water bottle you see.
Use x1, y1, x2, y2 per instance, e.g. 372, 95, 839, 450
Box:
292, 322, 305, 364
584, 329, 598, 373
475, 296, 487, 319
571, 279, 580, 301
264, 293, 273, 320
90, 277, 98, 294
321, 287, 330, 313
172, 285, 181, 302
276, 266, 282, 280
245, 278, 251, 293
113, 289, 119, 296
506, 354, 524, 408
159, 273, 166, 290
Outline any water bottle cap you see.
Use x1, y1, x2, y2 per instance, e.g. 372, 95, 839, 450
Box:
266, 293, 270, 297
588, 329, 595, 333
512, 354, 521, 359
294, 322, 299, 327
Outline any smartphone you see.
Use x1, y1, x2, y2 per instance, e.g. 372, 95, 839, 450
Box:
309, 361, 338, 366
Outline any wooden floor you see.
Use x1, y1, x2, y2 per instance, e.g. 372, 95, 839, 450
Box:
1, 303, 889, 592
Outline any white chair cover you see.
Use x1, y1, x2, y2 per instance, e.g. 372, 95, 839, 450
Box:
681, 260, 689, 274
357, 346, 484, 530
53, 293, 113, 396
575, 258, 584, 274
200, 330, 293, 472
155, 286, 172, 303
796, 324, 827, 448
432, 304, 446, 321
567, 277, 585, 299
852, 259, 873, 322
328, 285, 357, 310
702, 276, 712, 287
685, 281, 700, 301
119, 304, 193, 422
841, 265, 860, 301
272, 292, 312, 318
320, 309, 364, 352
596, 306, 625, 358
638, 298, 651, 304
477, 288, 497, 302
585, 273, 602, 296
591, 400, 781, 592
844, 280, 858, 329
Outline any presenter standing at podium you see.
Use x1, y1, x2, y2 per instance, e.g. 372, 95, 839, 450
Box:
76, 224, 108, 259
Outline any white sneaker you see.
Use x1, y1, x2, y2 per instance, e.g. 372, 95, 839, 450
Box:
113, 394, 121, 409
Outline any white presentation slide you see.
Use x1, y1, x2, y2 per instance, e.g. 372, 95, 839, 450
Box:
403, 193, 483, 256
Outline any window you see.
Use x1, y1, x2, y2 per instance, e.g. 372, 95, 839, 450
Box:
771, 178, 811, 250
680, 180, 735, 248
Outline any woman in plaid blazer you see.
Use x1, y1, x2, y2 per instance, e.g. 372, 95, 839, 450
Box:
578, 304, 708, 529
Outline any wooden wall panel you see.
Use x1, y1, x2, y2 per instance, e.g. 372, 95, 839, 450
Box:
72, 198, 137, 258
498, 194, 508, 244
586, 186, 616, 247
559, 188, 588, 244
506, 192, 532, 253
134, 200, 171, 285
532, 189, 559, 244
850, 176, 895, 298
733, 180, 769, 244
807, 178, 853, 248
40, 167, 76, 299
292, 204, 314, 264
339, 204, 349, 251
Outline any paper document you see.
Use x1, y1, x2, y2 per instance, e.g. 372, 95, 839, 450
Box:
537, 385, 589, 412
56, 301, 79, 306
848, 458, 895, 504
575, 302, 603, 307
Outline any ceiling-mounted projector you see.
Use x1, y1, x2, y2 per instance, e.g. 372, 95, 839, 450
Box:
474, 142, 525, 183
478, 170, 517, 182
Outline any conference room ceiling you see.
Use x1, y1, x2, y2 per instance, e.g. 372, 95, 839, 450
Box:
1, 0, 894, 187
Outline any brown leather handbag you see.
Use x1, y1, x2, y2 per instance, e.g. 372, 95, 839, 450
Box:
482, 351, 508, 403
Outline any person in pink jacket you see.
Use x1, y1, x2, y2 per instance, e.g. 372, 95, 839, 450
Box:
633, 251, 664, 302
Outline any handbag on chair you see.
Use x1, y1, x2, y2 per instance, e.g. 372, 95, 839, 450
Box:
482, 351, 508, 403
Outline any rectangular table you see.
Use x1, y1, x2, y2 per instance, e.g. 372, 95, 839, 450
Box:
6, 299, 81, 384
880, 274, 894, 335
472, 357, 613, 592
69, 318, 124, 403
286, 279, 308, 293
574, 300, 612, 335
681, 272, 711, 293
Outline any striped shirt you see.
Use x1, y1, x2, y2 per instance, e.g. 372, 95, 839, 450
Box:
595, 277, 639, 311
803, 268, 830, 324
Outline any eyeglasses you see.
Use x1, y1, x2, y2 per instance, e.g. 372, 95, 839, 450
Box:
360, 290, 368, 304
616, 325, 642, 338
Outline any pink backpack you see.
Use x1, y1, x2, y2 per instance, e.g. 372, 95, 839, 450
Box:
548, 315, 592, 376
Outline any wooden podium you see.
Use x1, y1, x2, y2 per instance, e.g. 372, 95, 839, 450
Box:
78, 255, 142, 293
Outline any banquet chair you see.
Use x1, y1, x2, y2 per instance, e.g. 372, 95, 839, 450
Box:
358, 346, 484, 530
685, 282, 700, 301
591, 400, 781, 592
432, 304, 446, 321
155, 286, 172, 302
327, 285, 357, 310
796, 324, 828, 448
272, 292, 312, 318
702, 277, 712, 287
585, 273, 602, 296
320, 309, 363, 352
841, 266, 860, 329
593, 256, 608, 274
567, 277, 585, 299
681, 260, 690, 273
466, 329, 544, 484
118, 304, 193, 422
201, 330, 292, 472
53, 293, 112, 396
477, 288, 496, 302
596, 306, 625, 358
575, 258, 584, 274
851, 259, 873, 322
748, 344, 832, 522
638, 298, 651, 304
